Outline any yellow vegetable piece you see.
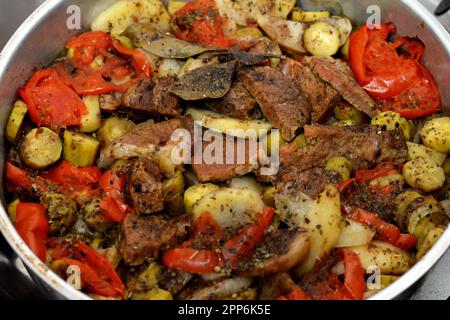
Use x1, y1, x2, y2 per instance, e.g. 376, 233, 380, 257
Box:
97, 117, 135, 145
20, 127, 62, 169
292, 8, 330, 22
6, 100, 28, 144
303, 22, 340, 57
80, 95, 102, 133
167, 0, 186, 15
184, 183, 220, 214
371, 111, 411, 141
403, 156, 445, 192
406, 142, 446, 165
132, 288, 173, 300
421, 117, 450, 153
63, 131, 100, 167
138, 262, 162, 289
262, 186, 276, 207
7, 199, 20, 224
325, 156, 352, 180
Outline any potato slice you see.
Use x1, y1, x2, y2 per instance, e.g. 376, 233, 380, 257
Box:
192, 188, 265, 229
291, 8, 330, 22
20, 127, 62, 169
275, 185, 343, 275
256, 15, 307, 54
6, 100, 28, 144
407, 142, 446, 165
229, 176, 264, 195
336, 219, 375, 248
403, 156, 445, 192
184, 183, 220, 214
420, 117, 450, 153
63, 131, 100, 167
91, 0, 171, 36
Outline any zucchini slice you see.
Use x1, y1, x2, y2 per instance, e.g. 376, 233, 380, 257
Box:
6, 100, 28, 144
63, 131, 100, 166
80, 95, 102, 133
20, 127, 62, 169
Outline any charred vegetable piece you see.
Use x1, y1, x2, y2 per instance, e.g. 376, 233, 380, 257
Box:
6, 100, 28, 144
82, 198, 114, 232
20, 127, 62, 169
63, 131, 100, 167
40, 192, 77, 234
142, 37, 214, 58
169, 61, 237, 100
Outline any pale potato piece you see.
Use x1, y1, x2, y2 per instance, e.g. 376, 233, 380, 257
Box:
336, 219, 375, 248
317, 17, 352, 46
156, 58, 185, 79
192, 188, 265, 229
257, 15, 307, 54
403, 156, 445, 192
216, 0, 295, 26
348, 241, 412, 275
420, 117, 450, 153
275, 185, 343, 275
229, 176, 264, 195
303, 22, 340, 57
184, 183, 220, 214
91, 0, 171, 36
406, 142, 446, 165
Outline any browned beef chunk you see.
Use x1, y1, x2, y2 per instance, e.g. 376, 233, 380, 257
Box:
240, 67, 311, 141
235, 228, 310, 277
100, 94, 121, 112
303, 56, 378, 118
109, 117, 191, 159
278, 167, 341, 200
122, 78, 181, 117
190, 130, 260, 182
280, 125, 407, 172
120, 213, 190, 265
205, 80, 260, 119
281, 58, 340, 123
127, 158, 164, 215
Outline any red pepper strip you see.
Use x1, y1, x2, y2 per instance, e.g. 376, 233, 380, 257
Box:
394, 233, 417, 251
193, 212, 223, 244
73, 240, 125, 297
67, 31, 113, 65
15, 203, 49, 261
163, 248, 222, 274
355, 163, 401, 184
112, 39, 151, 78
337, 178, 356, 193
19, 69, 87, 130
342, 249, 366, 300
348, 23, 370, 85
276, 285, 310, 300
61, 258, 123, 298
223, 207, 275, 266
5, 162, 48, 193
344, 206, 401, 244
98, 169, 129, 222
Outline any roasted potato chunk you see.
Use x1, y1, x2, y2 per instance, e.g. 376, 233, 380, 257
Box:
420, 117, 450, 153
403, 156, 445, 192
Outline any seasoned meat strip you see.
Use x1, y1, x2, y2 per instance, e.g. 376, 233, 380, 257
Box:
122, 78, 181, 118
278, 167, 341, 200
120, 213, 190, 266
304, 56, 378, 118
205, 80, 260, 119
281, 58, 341, 123
127, 158, 164, 215
280, 125, 408, 172
240, 67, 311, 141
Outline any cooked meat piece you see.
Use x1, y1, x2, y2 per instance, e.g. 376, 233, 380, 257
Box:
341, 182, 399, 223
122, 78, 181, 118
303, 56, 378, 118
259, 272, 297, 300
100, 94, 121, 112
158, 268, 193, 295
190, 125, 260, 182
280, 125, 407, 171
127, 158, 164, 215
278, 167, 341, 200
205, 80, 260, 119
120, 213, 191, 266
240, 67, 311, 141
109, 117, 191, 160
235, 228, 310, 277
281, 58, 341, 123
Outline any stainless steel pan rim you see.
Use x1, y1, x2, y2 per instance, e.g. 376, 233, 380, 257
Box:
0, 0, 449, 300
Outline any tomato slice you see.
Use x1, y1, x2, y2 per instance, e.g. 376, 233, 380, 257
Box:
15, 203, 49, 261
163, 248, 222, 274
342, 249, 365, 300
5, 162, 48, 193
19, 69, 87, 130
394, 233, 417, 251
99, 196, 128, 223
44, 161, 101, 189
276, 285, 310, 300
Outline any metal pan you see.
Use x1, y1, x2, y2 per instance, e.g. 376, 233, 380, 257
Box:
0, 0, 449, 300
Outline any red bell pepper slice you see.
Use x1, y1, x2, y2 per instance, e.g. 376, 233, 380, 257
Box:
276, 284, 310, 300
343, 206, 401, 244
394, 233, 417, 251
5, 162, 48, 193
98, 169, 129, 222
112, 39, 151, 78
50, 239, 125, 297
19, 69, 87, 130
15, 203, 49, 261
223, 207, 275, 266
354, 162, 401, 184
163, 247, 222, 274
99, 197, 128, 223
342, 249, 366, 300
